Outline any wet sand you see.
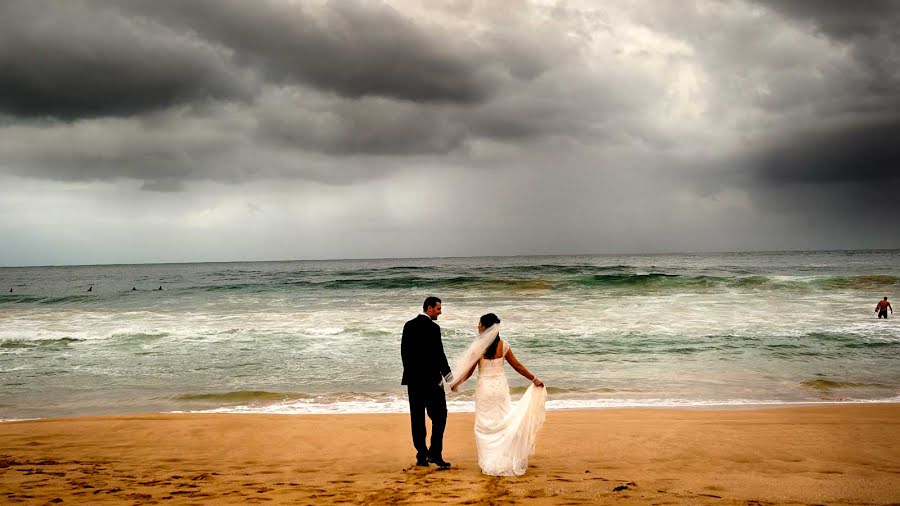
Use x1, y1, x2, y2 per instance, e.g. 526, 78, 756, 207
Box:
1, 404, 899, 504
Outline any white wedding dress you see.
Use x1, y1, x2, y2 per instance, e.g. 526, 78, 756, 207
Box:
474, 341, 548, 476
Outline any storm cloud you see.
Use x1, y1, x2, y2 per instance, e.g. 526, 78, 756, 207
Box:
116, 0, 507, 104
1, 0, 898, 265
0, 0, 252, 120
744, 0, 900, 189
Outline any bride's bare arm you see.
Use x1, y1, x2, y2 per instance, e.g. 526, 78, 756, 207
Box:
451, 363, 478, 391
505, 349, 544, 387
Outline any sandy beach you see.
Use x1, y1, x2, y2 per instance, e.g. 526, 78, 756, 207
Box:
1, 404, 898, 504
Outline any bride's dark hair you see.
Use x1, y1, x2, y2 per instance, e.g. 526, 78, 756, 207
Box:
480, 313, 502, 359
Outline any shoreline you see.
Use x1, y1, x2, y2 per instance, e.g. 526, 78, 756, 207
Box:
2, 404, 899, 504
4, 397, 900, 423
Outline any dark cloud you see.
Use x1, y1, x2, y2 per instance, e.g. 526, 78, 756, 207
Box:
138, 179, 186, 193
753, 0, 900, 40
1, 0, 899, 262
0, 112, 243, 185
255, 64, 637, 158
0, 103, 412, 189
118, 0, 507, 104
1, 0, 552, 122
258, 95, 468, 156
0, 0, 251, 120
753, 0, 900, 106
738, 0, 900, 203
748, 117, 900, 185
0, 0, 616, 178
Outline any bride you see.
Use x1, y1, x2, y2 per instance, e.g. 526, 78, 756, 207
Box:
449, 313, 547, 476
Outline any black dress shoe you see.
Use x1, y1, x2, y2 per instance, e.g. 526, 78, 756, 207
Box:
415, 459, 430, 467
428, 457, 451, 469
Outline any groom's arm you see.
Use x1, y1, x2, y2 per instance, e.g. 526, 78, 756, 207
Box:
400, 322, 409, 367
401, 320, 417, 372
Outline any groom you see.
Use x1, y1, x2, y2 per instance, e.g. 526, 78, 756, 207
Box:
401, 296, 453, 468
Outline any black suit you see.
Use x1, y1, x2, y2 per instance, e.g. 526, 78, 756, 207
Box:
401, 314, 452, 462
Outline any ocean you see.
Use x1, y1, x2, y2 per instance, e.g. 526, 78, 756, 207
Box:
1, 250, 898, 420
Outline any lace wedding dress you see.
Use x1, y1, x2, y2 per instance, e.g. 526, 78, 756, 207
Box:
474, 341, 548, 476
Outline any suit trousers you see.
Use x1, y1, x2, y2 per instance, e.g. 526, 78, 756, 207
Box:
407, 382, 448, 461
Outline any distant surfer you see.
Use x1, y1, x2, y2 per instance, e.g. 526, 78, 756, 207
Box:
155, 285, 163, 291
87, 286, 92, 292
132, 286, 137, 291
875, 297, 892, 319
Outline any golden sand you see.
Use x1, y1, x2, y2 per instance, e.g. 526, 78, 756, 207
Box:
2, 405, 899, 504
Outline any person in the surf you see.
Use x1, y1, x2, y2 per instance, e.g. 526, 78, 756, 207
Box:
875, 297, 892, 319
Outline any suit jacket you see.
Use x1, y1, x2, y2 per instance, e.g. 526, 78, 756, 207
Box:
401, 314, 452, 387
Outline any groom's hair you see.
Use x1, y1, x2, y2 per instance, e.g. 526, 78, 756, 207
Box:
423, 296, 441, 312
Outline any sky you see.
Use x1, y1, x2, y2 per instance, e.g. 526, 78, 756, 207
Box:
1, 0, 898, 266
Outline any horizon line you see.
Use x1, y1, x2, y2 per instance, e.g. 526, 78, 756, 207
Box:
1, 247, 898, 269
